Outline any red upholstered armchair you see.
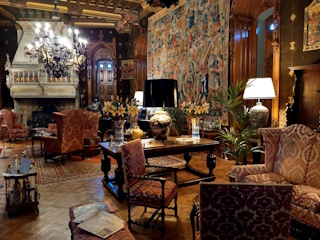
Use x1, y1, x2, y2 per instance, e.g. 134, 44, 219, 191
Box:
194, 182, 292, 240
42, 109, 85, 164
83, 111, 100, 138
46, 110, 100, 138
0, 109, 28, 141
121, 139, 178, 236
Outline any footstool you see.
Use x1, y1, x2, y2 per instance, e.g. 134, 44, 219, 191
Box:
69, 199, 134, 240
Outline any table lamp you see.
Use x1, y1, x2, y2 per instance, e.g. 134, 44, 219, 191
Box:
243, 78, 276, 129
143, 79, 178, 141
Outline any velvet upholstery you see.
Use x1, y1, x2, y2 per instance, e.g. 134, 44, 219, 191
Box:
198, 182, 292, 240
69, 200, 135, 240
121, 139, 178, 236
42, 109, 85, 162
83, 111, 100, 138
232, 124, 320, 232
0, 109, 28, 140
46, 110, 99, 139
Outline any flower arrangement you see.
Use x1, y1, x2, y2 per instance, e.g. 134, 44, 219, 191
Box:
103, 96, 138, 120
180, 101, 210, 117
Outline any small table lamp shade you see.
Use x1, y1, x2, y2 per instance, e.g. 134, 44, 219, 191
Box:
134, 91, 144, 106
143, 79, 178, 107
243, 78, 275, 100
143, 79, 178, 141
243, 78, 276, 129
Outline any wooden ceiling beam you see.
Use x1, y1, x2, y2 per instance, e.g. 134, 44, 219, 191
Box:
104, 0, 113, 6
0, 6, 15, 23
113, 0, 125, 9
95, 0, 104, 6
0, 0, 119, 14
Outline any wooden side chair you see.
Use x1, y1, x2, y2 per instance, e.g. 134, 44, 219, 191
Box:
121, 139, 178, 236
194, 182, 293, 240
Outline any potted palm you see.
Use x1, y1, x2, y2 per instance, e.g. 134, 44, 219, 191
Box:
211, 80, 262, 180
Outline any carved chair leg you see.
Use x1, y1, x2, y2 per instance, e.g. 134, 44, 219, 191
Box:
144, 206, 147, 212
81, 151, 84, 160
161, 205, 165, 237
44, 152, 48, 163
174, 194, 178, 216
128, 196, 132, 230
61, 154, 65, 165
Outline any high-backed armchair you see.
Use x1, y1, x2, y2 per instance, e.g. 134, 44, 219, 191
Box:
46, 110, 100, 139
0, 109, 28, 141
42, 109, 85, 164
121, 139, 178, 236
83, 111, 100, 138
194, 182, 292, 240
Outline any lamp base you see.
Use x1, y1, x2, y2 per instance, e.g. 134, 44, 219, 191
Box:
249, 102, 269, 129
149, 109, 172, 141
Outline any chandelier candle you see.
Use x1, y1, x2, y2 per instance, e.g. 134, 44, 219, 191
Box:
26, 22, 87, 79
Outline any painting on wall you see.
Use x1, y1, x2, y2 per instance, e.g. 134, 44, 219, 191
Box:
147, 0, 230, 124
121, 59, 135, 79
303, 0, 320, 51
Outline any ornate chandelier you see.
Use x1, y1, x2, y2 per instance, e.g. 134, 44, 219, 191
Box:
26, 22, 87, 79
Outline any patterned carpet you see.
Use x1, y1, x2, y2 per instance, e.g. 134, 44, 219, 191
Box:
27, 145, 186, 185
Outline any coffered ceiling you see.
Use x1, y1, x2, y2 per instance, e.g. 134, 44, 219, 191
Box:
0, 0, 161, 29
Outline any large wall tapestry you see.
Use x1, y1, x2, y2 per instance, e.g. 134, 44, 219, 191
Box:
147, 0, 230, 124
303, 0, 320, 51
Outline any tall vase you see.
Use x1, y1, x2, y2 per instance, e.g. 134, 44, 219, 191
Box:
113, 119, 125, 147
191, 117, 200, 140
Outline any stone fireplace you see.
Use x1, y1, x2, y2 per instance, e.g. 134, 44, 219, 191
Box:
4, 21, 80, 126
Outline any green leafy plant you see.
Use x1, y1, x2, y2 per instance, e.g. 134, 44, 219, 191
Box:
211, 79, 262, 165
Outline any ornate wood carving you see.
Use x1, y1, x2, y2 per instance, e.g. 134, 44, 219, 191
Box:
86, 31, 117, 103
286, 64, 320, 129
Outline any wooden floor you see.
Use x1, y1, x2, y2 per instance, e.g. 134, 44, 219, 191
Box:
0, 139, 294, 240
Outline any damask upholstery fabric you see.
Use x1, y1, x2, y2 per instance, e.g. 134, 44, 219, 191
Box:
258, 127, 282, 170
129, 180, 178, 208
42, 109, 85, 155
69, 200, 135, 240
199, 183, 292, 240
232, 124, 320, 231
231, 164, 270, 182
292, 185, 320, 212
242, 172, 290, 184
121, 139, 147, 188
0, 109, 28, 139
273, 124, 316, 184
291, 203, 320, 230
83, 111, 100, 138
305, 133, 320, 188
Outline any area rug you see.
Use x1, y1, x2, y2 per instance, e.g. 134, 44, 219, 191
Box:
27, 145, 186, 185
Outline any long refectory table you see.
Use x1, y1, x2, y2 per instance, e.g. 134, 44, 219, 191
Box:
99, 137, 219, 200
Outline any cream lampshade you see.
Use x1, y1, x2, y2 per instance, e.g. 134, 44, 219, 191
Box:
134, 91, 143, 106
243, 78, 276, 129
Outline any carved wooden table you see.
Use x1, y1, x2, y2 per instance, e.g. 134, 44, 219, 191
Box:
99, 137, 219, 200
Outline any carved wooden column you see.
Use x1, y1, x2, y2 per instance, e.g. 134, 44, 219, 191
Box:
271, 0, 281, 127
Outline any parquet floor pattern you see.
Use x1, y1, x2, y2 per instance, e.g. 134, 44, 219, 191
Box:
0, 139, 235, 240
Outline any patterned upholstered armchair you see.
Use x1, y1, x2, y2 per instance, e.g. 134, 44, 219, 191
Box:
46, 110, 100, 138
0, 109, 28, 141
231, 124, 320, 237
42, 109, 85, 164
121, 139, 178, 236
83, 111, 100, 138
193, 182, 292, 240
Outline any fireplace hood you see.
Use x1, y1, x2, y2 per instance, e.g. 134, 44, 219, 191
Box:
5, 21, 80, 105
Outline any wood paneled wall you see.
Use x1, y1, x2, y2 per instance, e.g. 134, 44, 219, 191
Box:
230, 15, 256, 85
